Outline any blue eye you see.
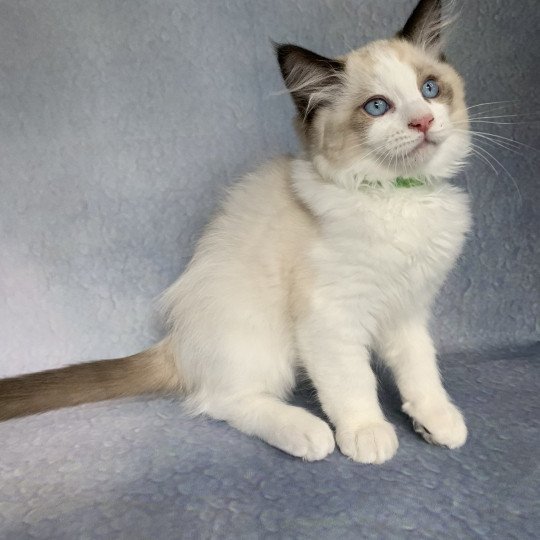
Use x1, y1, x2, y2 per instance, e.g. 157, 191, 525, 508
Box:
422, 79, 440, 99
363, 98, 390, 117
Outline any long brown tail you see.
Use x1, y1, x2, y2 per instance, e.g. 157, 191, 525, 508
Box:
0, 341, 180, 421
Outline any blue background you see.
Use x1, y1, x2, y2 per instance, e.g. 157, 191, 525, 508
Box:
0, 1, 538, 538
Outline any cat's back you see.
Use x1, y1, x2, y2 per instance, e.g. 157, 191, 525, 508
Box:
162, 156, 315, 315
202, 156, 314, 267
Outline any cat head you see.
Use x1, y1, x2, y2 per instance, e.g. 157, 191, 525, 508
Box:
276, 0, 470, 188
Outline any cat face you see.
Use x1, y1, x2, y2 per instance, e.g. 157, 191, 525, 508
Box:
318, 40, 470, 186
277, 0, 470, 187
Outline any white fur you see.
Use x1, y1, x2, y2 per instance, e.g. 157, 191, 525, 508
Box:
160, 42, 472, 464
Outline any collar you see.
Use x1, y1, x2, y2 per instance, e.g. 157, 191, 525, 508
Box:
356, 176, 426, 189
393, 177, 425, 188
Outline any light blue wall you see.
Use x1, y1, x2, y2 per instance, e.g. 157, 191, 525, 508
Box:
0, 0, 538, 376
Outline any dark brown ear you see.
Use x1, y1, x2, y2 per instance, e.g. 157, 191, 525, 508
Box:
274, 43, 344, 121
397, 0, 446, 56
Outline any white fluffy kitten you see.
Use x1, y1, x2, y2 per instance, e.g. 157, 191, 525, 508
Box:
1, 0, 472, 464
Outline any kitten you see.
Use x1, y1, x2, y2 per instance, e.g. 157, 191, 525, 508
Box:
0, 0, 472, 464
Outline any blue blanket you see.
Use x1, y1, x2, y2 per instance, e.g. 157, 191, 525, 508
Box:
0, 1, 538, 538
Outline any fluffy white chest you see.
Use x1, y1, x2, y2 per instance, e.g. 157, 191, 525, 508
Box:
296, 173, 472, 320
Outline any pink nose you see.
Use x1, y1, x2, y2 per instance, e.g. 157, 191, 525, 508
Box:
408, 114, 434, 133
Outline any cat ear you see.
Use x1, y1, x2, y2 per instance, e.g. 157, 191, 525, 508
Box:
397, 0, 447, 56
274, 43, 344, 121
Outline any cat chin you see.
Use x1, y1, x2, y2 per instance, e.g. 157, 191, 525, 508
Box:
388, 132, 471, 181
312, 141, 470, 189
409, 139, 438, 155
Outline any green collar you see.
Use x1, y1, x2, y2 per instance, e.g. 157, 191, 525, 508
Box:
393, 177, 425, 188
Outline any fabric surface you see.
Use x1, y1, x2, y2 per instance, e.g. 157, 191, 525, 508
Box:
1, 346, 538, 539
0, 0, 538, 538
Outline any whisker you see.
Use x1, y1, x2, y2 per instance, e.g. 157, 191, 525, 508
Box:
472, 143, 522, 202
468, 113, 540, 121
471, 134, 524, 156
373, 146, 393, 173
468, 120, 540, 126
465, 100, 519, 111
455, 128, 540, 153
357, 142, 389, 161
469, 145, 499, 177
465, 130, 525, 151
467, 105, 519, 117
476, 132, 540, 153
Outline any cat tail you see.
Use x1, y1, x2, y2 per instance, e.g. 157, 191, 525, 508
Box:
0, 339, 181, 421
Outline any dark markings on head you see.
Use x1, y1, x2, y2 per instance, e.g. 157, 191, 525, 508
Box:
414, 65, 454, 104
397, 0, 447, 61
274, 43, 345, 123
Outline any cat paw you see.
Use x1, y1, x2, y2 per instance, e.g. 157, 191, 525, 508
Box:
336, 421, 398, 464
403, 399, 467, 449
273, 416, 335, 461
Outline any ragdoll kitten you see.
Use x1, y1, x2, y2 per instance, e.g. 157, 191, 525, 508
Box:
0, 0, 472, 464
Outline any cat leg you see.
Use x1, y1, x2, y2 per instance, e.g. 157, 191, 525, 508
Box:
297, 311, 398, 464
205, 394, 335, 461
179, 311, 336, 461
376, 317, 467, 448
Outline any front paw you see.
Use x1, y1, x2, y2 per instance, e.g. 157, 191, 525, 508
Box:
336, 421, 399, 464
403, 399, 467, 449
